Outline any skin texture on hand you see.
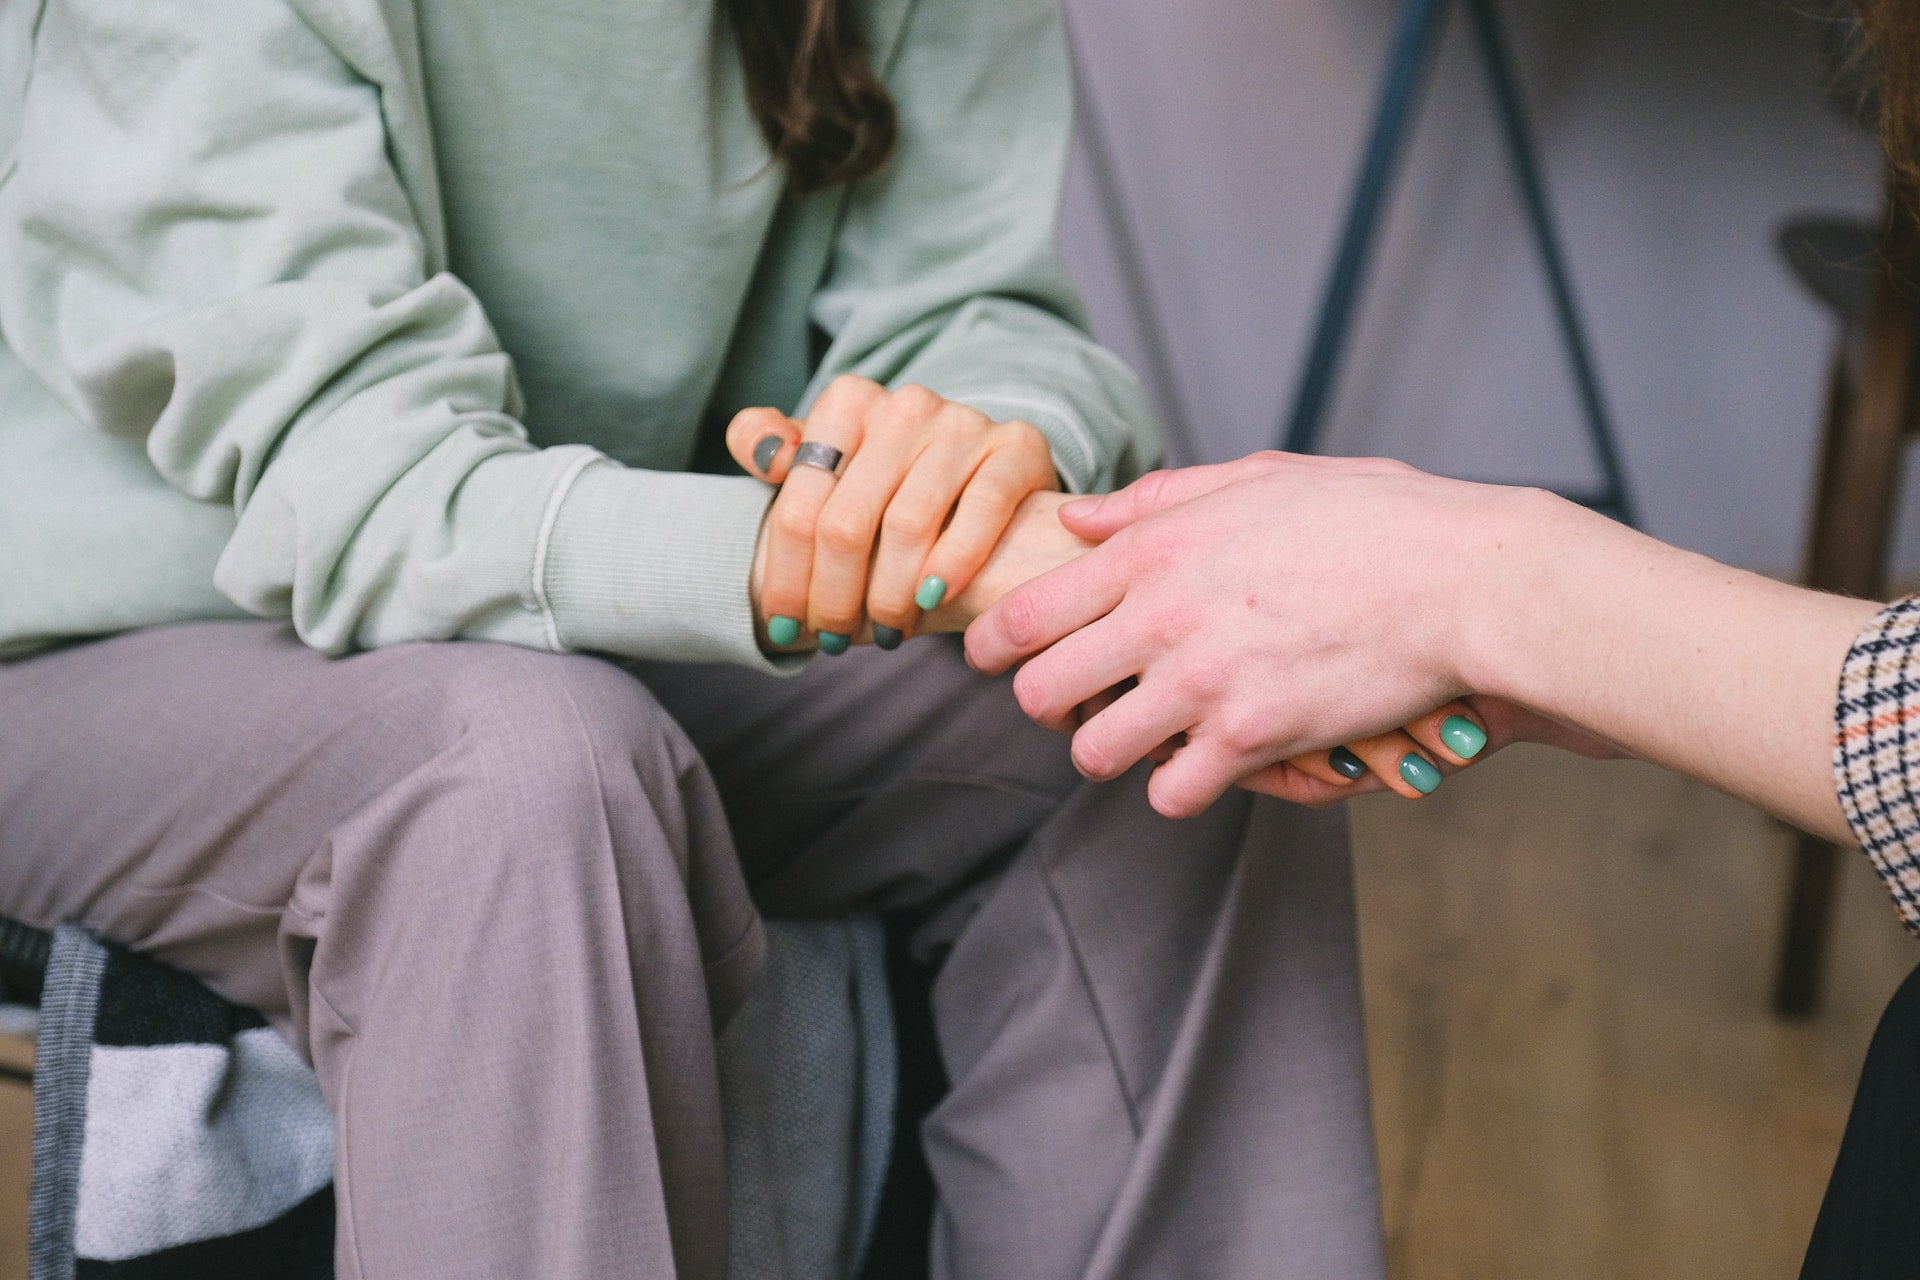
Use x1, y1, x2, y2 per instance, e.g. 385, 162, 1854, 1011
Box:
728, 375, 1058, 648
966, 451, 1878, 839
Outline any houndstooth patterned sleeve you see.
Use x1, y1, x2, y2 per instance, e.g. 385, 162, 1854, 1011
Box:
1835, 595, 1920, 935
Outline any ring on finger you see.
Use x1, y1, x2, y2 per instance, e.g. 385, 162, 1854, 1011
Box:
790, 442, 846, 478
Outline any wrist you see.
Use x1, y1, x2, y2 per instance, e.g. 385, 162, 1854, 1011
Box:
1448, 485, 1598, 705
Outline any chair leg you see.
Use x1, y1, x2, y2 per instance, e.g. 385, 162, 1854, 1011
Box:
1776, 833, 1847, 1017
1461, 0, 1634, 526
1283, 0, 1453, 455
1773, 262, 1917, 1016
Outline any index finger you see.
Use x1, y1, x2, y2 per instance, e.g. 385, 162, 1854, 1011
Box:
759, 399, 871, 638
726, 407, 803, 482
963, 540, 1131, 674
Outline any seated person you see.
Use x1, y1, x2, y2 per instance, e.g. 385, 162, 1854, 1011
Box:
0, 0, 1414, 1275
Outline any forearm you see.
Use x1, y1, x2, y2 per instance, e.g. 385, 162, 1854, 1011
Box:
1460, 491, 1879, 840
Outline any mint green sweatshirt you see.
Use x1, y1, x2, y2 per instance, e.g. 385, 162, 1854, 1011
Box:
0, 0, 1156, 668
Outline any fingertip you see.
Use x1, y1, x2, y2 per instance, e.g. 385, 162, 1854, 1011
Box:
1056, 494, 1106, 533
961, 621, 1007, 675
1146, 780, 1187, 820
1145, 766, 1213, 821
752, 433, 784, 477
1069, 733, 1121, 782
1438, 713, 1488, 762
1398, 752, 1443, 796
729, 408, 799, 480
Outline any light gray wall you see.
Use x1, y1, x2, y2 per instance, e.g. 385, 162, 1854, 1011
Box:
1056, 0, 1905, 574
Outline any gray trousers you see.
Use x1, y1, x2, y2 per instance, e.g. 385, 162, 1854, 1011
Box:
0, 622, 1384, 1279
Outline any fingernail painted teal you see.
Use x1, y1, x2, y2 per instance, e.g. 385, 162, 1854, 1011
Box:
915, 576, 947, 610
1399, 754, 1442, 795
767, 615, 800, 647
873, 625, 903, 651
817, 632, 850, 655
752, 435, 782, 474
1440, 715, 1487, 759
1328, 747, 1367, 780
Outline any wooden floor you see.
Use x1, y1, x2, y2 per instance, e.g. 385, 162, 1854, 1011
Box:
0, 1039, 29, 1280
0, 747, 1904, 1280
1352, 746, 1917, 1279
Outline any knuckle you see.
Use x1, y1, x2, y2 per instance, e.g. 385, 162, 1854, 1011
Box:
1215, 710, 1271, 759
1170, 649, 1232, 704
816, 508, 875, 556
1143, 597, 1199, 648
824, 373, 878, 404
999, 419, 1049, 458
867, 596, 915, 629
890, 383, 943, 420
880, 500, 941, 544
963, 468, 1020, 509
1132, 468, 1174, 507
941, 530, 994, 567
934, 404, 985, 443
812, 376, 879, 423
998, 587, 1046, 648
771, 500, 819, 544
1355, 454, 1412, 475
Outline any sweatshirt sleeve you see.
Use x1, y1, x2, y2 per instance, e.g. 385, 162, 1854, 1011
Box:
0, 0, 782, 669
800, 0, 1161, 494
1834, 595, 1920, 935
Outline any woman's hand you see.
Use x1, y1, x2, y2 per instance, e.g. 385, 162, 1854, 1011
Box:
1244, 696, 1623, 807
923, 490, 1095, 632
747, 489, 1095, 650
964, 452, 1539, 816
967, 448, 1868, 835
729, 375, 1057, 651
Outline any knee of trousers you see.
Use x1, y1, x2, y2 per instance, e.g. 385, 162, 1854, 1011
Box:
321, 642, 734, 906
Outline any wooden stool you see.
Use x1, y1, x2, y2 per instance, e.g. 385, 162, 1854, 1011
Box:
1773, 186, 1920, 1016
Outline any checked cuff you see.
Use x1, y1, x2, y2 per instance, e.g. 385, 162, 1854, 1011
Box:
1836, 594, 1920, 936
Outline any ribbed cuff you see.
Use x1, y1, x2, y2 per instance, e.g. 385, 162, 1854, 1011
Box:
541, 462, 802, 673
1834, 594, 1920, 935
953, 395, 1103, 493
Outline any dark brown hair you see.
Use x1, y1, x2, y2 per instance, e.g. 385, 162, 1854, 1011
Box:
728, 0, 897, 194
1860, 0, 1920, 187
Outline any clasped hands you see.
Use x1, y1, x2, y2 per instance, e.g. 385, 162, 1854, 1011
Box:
734, 380, 1554, 818
735, 374, 1084, 649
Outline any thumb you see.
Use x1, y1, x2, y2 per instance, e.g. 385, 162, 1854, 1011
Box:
1060, 454, 1285, 539
726, 406, 803, 482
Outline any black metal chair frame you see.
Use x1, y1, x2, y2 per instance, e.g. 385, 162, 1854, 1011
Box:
1283, 0, 1636, 522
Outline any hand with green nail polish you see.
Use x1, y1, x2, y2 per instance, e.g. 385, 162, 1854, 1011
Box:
729, 376, 1060, 655
1398, 753, 1442, 795
964, 452, 1548, 816
969, 446, 1885, 844
748, 487, 1095, 657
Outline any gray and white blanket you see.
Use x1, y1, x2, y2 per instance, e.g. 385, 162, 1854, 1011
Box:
2, 916, 895, 1280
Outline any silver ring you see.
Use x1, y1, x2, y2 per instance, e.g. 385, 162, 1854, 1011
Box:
791, 442, 845, 477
